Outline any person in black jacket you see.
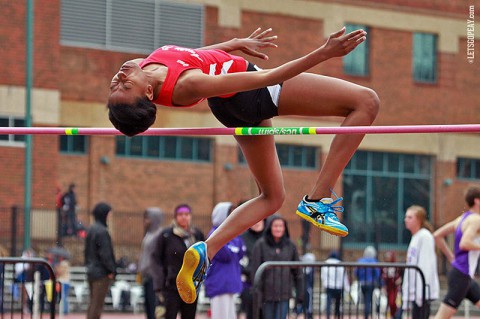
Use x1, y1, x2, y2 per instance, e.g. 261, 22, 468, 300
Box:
151, 204, 205, 319
84, 202, 116, 319
251, 214, 304, 319
61, 183, 78, 236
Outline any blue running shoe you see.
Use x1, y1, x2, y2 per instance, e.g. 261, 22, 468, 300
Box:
296, 191, 348, 237
176, 241, 210, 304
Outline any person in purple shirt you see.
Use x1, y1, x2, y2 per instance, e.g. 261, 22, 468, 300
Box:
204, 202, 246, 319
434, 186, 480, 319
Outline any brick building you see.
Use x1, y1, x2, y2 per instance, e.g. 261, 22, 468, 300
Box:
0, 0, 479, 260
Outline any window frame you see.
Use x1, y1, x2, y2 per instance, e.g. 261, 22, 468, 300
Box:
238, 143, 318, 170
457, 157, 480, 180
60, 0, 204, 54
115, 135, 212, 162
343, 23, 370, 77
413, 32, 438, 83
0, 116, 25, 146
59, 135, 89, 154
343, 150, 434, 248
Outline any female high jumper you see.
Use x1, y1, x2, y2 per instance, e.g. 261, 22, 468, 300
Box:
107, 26, 380, 304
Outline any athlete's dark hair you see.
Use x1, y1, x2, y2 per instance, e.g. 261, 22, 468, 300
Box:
465, 186, 480, 207
107, 96, 157, 137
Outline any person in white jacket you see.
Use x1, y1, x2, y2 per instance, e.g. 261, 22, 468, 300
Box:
321, 251, 350, 319
402, 205, 439, 319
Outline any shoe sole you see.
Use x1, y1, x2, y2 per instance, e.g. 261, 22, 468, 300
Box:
176, 247, 201, 304
296, 210, 348, 237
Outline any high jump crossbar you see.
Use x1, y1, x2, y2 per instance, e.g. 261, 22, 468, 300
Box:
1, 124, 480, 136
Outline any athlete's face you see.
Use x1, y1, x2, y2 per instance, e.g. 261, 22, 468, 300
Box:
109, 61, 152, 104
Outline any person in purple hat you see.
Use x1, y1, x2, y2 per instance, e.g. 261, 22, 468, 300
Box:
204, 202, 245, 319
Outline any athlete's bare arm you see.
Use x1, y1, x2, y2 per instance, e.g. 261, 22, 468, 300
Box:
178, 27, 367, 102
434, 218, 459, 263
198, 27, 278, 60
459, 214, 480, 251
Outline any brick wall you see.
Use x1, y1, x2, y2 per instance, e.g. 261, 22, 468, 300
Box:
1, 0, 479, 257
0, 0, 60, 88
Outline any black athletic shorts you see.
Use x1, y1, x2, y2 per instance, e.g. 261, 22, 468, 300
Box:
207, 63, 282, 127
443, 267, 480, 309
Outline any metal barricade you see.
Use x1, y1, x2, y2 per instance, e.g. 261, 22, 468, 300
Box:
0, 257, 58, 319
253, 261, 428, 319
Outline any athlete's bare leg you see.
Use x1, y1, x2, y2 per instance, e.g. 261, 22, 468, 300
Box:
205, 119, 285, 258
278, 73, 379, 200
206, 75, 378, 256
177, 71, 379, 305
434, 303, 457, 319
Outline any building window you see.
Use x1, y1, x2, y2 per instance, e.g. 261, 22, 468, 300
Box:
238, 143, 318, 169
413, 32, 437, 83
457, 158, 480, 180
116, 136, 212, 162
61, 0, 204, 53
0, 116, 25, 144
59, 135, 89, 154
343, 24, 370, 76
343, 151, 433, 247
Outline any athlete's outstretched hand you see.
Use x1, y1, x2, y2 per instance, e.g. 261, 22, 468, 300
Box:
237, 27, 278, 60
320, 27, 367, 58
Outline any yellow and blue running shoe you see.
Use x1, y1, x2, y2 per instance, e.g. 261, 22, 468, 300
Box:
296, 191, 348, 237
176, 241, 210, 304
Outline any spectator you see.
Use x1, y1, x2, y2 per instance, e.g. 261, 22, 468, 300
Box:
300, 219, 311, 255
240, 217, 265, 319
14, 248, 50, 315
55, 259, 71, 314
402, 205, 439, 319
55, 185, 64, 244
84, 202, 116, 319
381, 251, 402, 319
321, 250, 349, 319
14, 248, 36, 314
205, 202, 245, 319
300, 252, 317, 319
251, 214, 303, 319
62, 183, 78, 236
151, 204, 205, 319
433, 186, 480, 319
355, 246, 381, 319
138, 207, 165, 319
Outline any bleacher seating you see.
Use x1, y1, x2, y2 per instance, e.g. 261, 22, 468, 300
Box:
68, 266, 144, 313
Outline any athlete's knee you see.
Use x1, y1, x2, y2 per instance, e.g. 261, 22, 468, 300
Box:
358, 88, 380, 122
263, 189, 286, 213
271, 190, 286, 211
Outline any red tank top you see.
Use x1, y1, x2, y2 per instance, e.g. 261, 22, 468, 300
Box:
139, 45, 247, 107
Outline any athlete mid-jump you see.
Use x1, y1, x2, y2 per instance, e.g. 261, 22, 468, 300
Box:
107, 27, 379, 304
